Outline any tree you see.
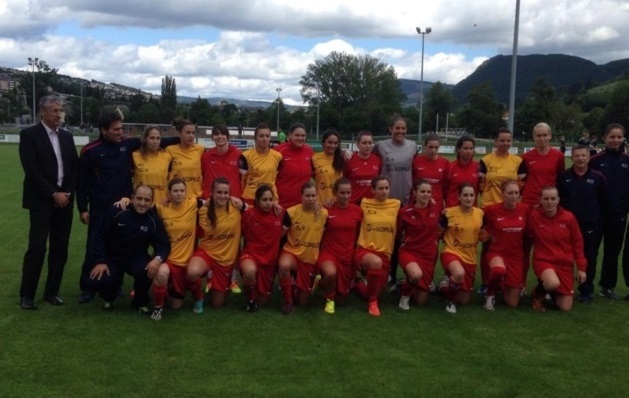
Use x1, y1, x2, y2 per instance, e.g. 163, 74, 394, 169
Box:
299, 51, 405, 137
19, 59, 58, 114
457, 82, 504, 138
515, 78, 558, 134
160, 75, 177, 112
424, 82, 457, 133
603, 81, 629, 133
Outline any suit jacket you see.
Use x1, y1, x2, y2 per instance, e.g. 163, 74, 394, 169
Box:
19, 123, 79, 209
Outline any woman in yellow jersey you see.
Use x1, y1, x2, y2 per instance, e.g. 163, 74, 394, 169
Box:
239, 122, 283, 205
186, 177, 245, 308
311, 129, 344, 205
132, 126, 172, 204
277, 181, 328, 315
438, 183, 487, 314
353, 176, 401, 317
166, 118, 205, 199
150, 178, 206, 320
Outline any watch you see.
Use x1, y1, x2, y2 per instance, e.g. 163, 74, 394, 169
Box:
154, 255, 163, 263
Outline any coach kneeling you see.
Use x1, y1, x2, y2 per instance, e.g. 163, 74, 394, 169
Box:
88, 185, 170, 312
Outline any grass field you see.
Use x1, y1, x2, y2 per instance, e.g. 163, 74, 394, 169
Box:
1, 143, 628, 398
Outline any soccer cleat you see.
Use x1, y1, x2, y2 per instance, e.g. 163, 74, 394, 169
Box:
282, 302, 294, 315
78, 289, 96, 304
230, 281, 242, 294
476, 285, 488, 296
599, 288, 619, 300
192, 299, 204, 314
311, 274, 322, 296
445, 301, 457, 314
150, 306, 163, 321
428, 282, 436, 294
531, 289, 546, 312
577, 293, 593, 304
246, 300, 259, 313
137, 306, 150, 315
102, 301, 114, 311
368, 300, 380, 317
519, 287, 528, 297
324, 299, 335, 314
398, 295, 410, 311
483, 295, 495, 311
437, 276, 450, 295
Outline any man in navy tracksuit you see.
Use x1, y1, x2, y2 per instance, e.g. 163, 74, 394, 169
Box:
557, 145, 607, 303
76, 112, 178, 303
588, 123, 629, 300
87, 185, 170, 311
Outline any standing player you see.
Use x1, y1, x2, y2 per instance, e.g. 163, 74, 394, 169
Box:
275, 123, 314, 209
312, 129, 344, 205
354, 176, 401, 316
166, 118, 205, 200
444, 136, 479, 208
344, 130, 381, 204
240, 122, 283, 205
412, 134, 449, 212
556, 145, 607, 303
439, 184, 485, 314
201, 123, 242, 200
277, 182, 328, 314
316, 178, 363, 314
240, 184, 285, 312
397, 179, 441, 310
528, 187, 587, 312
132, 125, 172, 204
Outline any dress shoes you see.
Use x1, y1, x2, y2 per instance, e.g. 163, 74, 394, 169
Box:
44, 295, 64, 305
20, 297, 38, 310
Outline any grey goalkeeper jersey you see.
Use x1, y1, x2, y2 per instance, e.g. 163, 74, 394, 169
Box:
374, 139, 417, 205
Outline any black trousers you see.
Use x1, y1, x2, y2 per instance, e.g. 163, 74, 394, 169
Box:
87, 254, 151, 307
20, 205, 73, 299
599, 212, 628, 289
79, 208, 104, 291
577, 222, 603, 295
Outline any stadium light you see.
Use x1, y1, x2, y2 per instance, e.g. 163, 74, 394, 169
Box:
27, 57, 38, 124
416, 27, 431, 141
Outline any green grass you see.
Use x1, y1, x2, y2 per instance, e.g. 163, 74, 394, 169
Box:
0, 144, 626, 398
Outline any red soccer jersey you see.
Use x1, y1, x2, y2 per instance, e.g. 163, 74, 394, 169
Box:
526, 207, 587, 271
397, 203, 441, 259
274, 142, 314, 208
444, 159, 480, 208
201, 145, 242, 199
241, 206, 284, 265
320, 202, 363, 261
521, 148, 565, 205
483, 202, 530, 258
412, 155, 449, 211
344, 152, 382, 203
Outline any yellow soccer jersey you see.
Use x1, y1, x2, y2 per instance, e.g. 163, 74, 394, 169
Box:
442, 206, 484, 265
241, 148, 282, 200
198, 204, 242, 266
156, 198, 199, 266
478, 152, 523, 207
133, 150, 172, 204
166, 144, 205, 199
283, 205, 328, 264
312, 152, 343, 204
357, 198, 401, 258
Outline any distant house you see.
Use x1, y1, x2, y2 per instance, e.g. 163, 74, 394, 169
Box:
0, 74, 17, 92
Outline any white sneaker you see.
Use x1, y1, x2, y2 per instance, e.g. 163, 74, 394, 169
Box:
438, 276, 450, 292
398, 295, 410, 311
445, 301, 457, 313
483, 295, 495, 311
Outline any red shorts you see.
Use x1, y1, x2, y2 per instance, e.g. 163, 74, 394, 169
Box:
165, 260, 188, 299
317, 251, 356, 295
353, 247, 391, 286
281, 251, 317, 294
533, 260, 574, 296
440, 252, 476, 292
399, 250, 436, 292
240, 253, 277, 297
486, 252, 523, 289
192, 248, 234, 292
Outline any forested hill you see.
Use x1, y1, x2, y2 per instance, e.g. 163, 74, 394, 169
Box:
450, 54, 629, 103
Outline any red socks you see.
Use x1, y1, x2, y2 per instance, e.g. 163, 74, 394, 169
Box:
152, 284, 167, 307
279, 276, 293, 304
487, 266, 506, 296
401, 280, 416, 297
366, 268, 382, 301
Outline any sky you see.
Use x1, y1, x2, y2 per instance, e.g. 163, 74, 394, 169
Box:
2, 0, 628, 105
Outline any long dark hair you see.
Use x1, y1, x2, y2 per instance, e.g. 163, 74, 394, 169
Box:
321, 129, 344, 172
208, 177, 230, 228
139, 125, 162, 159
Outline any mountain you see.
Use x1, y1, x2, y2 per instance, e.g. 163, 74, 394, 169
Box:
398, 78, 454, 107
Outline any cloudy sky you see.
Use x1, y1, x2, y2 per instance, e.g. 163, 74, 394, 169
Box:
2, 0, 628, 105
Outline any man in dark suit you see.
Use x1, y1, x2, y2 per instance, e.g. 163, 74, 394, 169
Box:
18, 95, 79, 310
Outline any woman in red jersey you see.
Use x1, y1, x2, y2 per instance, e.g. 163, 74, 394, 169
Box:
528, 187, 586, 312
187, 177, 245, 308
312, 129, 345, 205
166, 118, 205, 199
444, 136, 479, 208
344, 130, 382, 204
240, 184, 285, 312
397, 179, 442, 310
150, 178, 206, 320
412, 133, 449, 212
439, 184, 486, 314
316, 178, 362, 314
275, 123, 314, 208
132, 125, 172, 204
354, 176, 401, 317
201, 123, 242, 199
481, 180, 530, 311
277, 182, 328, 314
239, 123, 282, 206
